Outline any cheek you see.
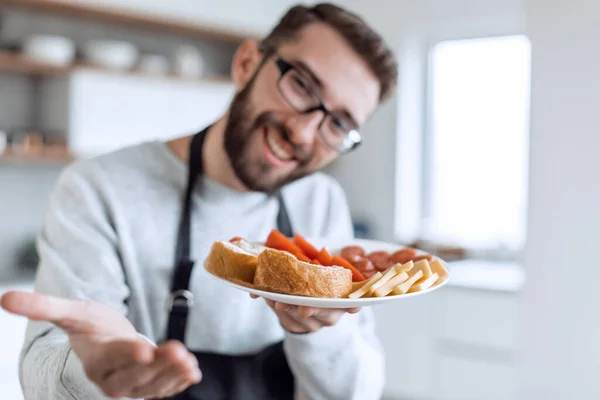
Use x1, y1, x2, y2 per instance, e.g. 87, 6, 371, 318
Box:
311, 142, 338, 168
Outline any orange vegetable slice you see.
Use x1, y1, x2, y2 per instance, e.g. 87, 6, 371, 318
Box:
331, 255, 366, 282
265, 229, 311, 263
315, 247, 333, 266
293, 234, 319, 259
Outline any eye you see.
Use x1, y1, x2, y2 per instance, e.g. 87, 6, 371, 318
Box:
291, 75, 312, 95
329, 117, 349, 137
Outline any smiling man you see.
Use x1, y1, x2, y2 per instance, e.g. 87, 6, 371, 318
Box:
1, 3, 397, 400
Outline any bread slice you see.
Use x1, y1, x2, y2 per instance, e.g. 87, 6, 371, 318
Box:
254, 248, 352, 298
204, 240, 261, 285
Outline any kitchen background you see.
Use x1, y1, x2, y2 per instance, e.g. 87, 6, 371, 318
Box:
0, 0, 597, 399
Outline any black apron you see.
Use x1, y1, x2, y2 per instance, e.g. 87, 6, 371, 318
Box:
165, 126, 296, 400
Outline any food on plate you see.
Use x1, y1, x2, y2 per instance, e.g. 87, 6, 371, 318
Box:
348, 258, 449, 298
429, 259, 450, 282
388, 248, 417, 264
339, 244, 437, 279
293, 234, 319, 259
367, 261, 411, 296
348, 272, 384, 299
204, 239, 264, 285
408, 273, 439, 293
393, 269, 424, 295
254, 248, 352, 298
205, 230, 450, 299
340, 246, 366, 264
366, 251, 393, 271
367, 261, 413, 296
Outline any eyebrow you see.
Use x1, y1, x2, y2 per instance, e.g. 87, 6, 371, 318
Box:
291, 60, 361, 128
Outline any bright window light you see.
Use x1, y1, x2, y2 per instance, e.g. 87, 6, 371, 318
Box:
423, 35, 531, 252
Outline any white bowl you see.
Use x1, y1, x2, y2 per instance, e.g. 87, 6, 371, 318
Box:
23, 35, 75, 66
82, 40, 138, 70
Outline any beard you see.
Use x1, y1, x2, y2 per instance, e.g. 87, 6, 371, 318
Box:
223, 76, 315, 194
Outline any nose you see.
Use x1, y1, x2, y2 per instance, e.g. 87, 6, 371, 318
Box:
283, 110, 323, 147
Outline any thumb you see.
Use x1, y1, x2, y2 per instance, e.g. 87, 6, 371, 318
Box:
1, 291, 103, 335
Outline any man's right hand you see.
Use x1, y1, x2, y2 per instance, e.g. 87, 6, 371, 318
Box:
0, 291, 202, 399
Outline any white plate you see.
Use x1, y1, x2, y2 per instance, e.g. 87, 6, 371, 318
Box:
204, 238, 450, 308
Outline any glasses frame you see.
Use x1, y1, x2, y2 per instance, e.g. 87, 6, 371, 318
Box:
270, 54, 362, 154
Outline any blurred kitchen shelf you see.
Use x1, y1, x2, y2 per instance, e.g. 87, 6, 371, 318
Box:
0, 52, 232, 84
0, 146, 75, 166
0, 0, 255, 44
0, 52, 66, 76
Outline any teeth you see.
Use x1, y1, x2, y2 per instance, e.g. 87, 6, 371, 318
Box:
266, 133, 292, 161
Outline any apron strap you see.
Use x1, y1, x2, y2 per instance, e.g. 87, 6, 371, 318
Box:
166, 127, 294, 343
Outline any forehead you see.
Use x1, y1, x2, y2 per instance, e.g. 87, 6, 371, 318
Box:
276, 23, 380, 126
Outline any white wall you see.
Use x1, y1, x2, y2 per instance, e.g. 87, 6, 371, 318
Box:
518, 0, 600, 398
74, 0, 297, 35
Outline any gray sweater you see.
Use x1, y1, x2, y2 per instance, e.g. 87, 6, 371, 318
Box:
19, 141, 385, 400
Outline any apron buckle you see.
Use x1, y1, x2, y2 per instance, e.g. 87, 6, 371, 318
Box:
167, 289, 195, 312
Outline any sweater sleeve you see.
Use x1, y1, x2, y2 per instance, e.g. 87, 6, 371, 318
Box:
283, 177, 386, 400
19, 162, 136, 400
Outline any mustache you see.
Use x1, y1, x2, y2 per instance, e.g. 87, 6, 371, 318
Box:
252, 112, 312, 165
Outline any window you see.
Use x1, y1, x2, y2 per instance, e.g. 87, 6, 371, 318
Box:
421, 35, 531, 256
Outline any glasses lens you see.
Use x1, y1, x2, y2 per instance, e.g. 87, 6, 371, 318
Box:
279, 69, 320, 112
321, 113, 361, 152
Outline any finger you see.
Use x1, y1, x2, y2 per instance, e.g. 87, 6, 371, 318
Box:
133, 343, 201, 398
0, 291, 72, 322
265, 299, 276, 309
296, 306, 318, 319
85, 339, 154, 382
249, 294, 259, 299
276, 311, 310, 334
139, 364, 196, 399
346, 307, 361, 314
1, 291, 106, 335
274, 302, 296, 313
99, 346, 169, 397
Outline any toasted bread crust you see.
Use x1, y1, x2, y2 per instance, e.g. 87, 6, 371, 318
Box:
254, 248, 352, 298
204, 241, 258, 284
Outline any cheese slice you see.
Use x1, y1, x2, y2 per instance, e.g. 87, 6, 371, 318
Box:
393, 260, 414, 275
429, 259, 450, 285
351, 280, 368, 292
367, 261, 413, 296
408, 273, 440, 293
409, 259, 433, 280
348, 272, 383, 299
373, 272, 410, 297
392, 269, 424, 295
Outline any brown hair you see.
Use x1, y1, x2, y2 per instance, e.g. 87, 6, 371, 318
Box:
260, 3, 398, 102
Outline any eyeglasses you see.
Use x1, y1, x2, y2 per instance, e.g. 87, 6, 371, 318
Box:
271, 55, 362, 153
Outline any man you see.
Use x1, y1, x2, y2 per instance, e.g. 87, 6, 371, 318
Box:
1, 3, 397, 400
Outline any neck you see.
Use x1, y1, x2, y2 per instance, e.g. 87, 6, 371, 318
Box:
166, 116, 249, 192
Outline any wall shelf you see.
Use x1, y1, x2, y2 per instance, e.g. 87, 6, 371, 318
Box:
0, 0, 255, 45
0, 147, 74, 166
0, 52, 232, 84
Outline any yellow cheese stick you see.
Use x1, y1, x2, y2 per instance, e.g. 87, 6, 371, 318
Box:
392, 269, 424, 295
408, 273, 440, 293
348, 272, 383, 299
429, 259, 450, 285
352, 280, 368, 292
373, 272, 409, 297
409, 259, 433, 280
367, 261, 413, 296
394, 260, 414, 274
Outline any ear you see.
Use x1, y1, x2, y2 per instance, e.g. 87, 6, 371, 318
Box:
231, 40, 263, 90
